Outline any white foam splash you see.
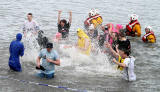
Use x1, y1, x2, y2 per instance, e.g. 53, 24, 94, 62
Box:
21, 33, 120, 77
22, 32, 39, 63
59, 45, 120, 76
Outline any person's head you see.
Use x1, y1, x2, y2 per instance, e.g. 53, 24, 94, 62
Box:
56, 32, 62, 39
16, 33, 22, 41
145, 26, 152, 33
130, 14, 138, 22
119, 29, 126, 38
111, 32, 119, 40
77, 28, 86, 39
27, 13, 33, 21
89, 9, 96, 17
118, 46, 130, 59
60, 19, 67, 27
46, 43, 53, 52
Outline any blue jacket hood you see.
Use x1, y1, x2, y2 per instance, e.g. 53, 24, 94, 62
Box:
16, 33, 22, 41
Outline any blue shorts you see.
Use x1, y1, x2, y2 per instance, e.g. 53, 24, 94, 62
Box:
36, 72, 54, 79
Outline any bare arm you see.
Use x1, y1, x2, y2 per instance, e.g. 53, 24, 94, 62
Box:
47, 59, 60, 66
113, 58, 126, 67
36, 56, 41, 68
69, 11, 72, 24
58, 10, 62, 24
106, 42, 119, 58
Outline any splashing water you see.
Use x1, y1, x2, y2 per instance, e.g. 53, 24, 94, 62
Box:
21, 31, 120, 77
59, 45, 121, 77
22, 32, 40, 63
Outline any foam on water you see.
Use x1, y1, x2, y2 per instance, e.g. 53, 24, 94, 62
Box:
59, 45, 120, 76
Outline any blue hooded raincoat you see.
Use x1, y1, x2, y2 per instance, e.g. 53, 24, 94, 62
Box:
9, 33, 24, 71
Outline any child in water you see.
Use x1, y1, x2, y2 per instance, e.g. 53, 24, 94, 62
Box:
106, 43, 136, 81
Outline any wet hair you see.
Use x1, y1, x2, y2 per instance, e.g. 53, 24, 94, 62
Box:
119, 29, 126, 37
60, 19, 67, 24
27, 13, 33, 16
46, 42, 53, 48
118, 46, 130, 56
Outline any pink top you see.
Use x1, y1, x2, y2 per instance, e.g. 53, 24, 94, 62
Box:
105, 23, 118, 45
53, 32, 62, 43
116, 24, 123, 33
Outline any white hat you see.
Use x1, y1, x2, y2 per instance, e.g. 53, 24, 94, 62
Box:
130, 14, 138, 20
146, 26, 152, 31
88, 24, 95, 30
89, 9, 96, 16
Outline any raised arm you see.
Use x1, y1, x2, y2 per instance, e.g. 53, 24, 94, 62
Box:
105, 42, 119, 58
69, 11, 72, 24
58, 10, 62, 24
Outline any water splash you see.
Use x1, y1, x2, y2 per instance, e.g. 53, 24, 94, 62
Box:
59, 45, 120, 76
22, 32, 40, 63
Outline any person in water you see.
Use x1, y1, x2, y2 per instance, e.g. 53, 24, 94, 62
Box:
106, 43, 136, 81
126, 14, 141, 37
76, 28, 91, 55
118, 29, 131, 51
37, 30, 49, 49
36, 43, 60, 79
98, 25, 109, 47
87, 24, 98, 39
84, 9, 103, 30
58, 10, 72, 39
9, 33, 24, 72
53, 32, 62, 43
111, 32, 119, 51
23, 13, 40, 37
107, 23, 120, 47
142, 26, 156, 43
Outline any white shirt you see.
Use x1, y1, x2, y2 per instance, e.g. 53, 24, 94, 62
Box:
123, 56, 136, 81
23, 19, 39, 33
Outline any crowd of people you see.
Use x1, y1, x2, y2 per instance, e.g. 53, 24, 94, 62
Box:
8, 9, 156, 81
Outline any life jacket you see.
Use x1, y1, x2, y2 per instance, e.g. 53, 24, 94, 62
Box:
142, 31, 156, 42
126, 20, 140, 36
77, 28, 91, 55
84, 14, 103, 28
118, 56, 124, 71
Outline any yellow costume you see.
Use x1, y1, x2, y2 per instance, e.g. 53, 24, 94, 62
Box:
91, 15, 103, 28
147, 34, 156, 43
77, 28, 91, 55
132, 24, 141, 37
